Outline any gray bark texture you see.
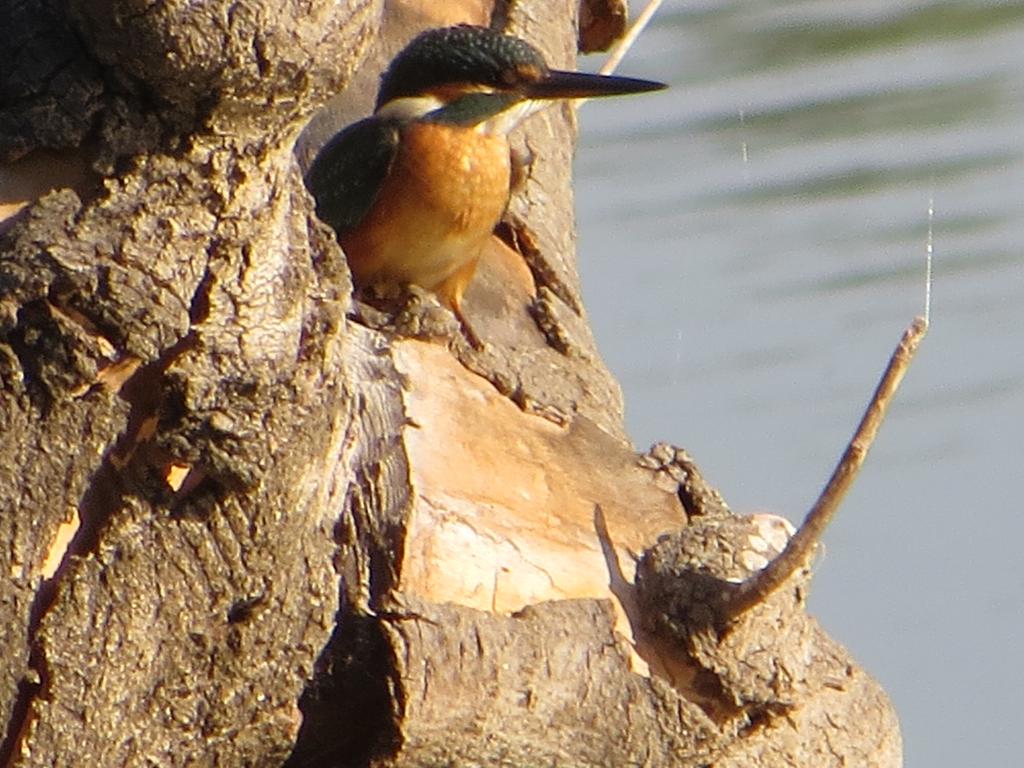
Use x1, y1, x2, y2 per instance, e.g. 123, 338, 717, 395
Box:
0, 1, 902, 766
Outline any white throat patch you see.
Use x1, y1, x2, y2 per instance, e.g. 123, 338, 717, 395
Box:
375, 95, 446, 121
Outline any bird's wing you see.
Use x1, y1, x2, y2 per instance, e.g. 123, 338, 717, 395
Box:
304, 117, 401, 236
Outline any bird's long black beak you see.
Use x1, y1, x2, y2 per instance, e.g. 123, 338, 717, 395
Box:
524, 69, 666, 100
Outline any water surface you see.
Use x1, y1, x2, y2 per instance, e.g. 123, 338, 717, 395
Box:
575, 2, 1024, 764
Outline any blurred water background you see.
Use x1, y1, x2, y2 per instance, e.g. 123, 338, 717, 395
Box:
574, 1, 1024, 764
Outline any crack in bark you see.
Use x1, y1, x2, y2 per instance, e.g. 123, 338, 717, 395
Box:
0, 646, 44, 768
495, 218, 582, 319
0, 320, 205, 764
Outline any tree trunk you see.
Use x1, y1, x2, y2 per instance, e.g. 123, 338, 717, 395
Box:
0, 1, 902, 766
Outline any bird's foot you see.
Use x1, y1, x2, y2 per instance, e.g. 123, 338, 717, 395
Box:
352, 284, 488, 352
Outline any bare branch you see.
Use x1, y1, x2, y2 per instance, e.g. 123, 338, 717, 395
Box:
728, 315, 929, 615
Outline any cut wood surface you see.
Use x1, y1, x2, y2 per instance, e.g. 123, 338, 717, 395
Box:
394, 336, 683, 616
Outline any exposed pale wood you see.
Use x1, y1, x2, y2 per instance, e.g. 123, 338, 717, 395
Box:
393, 337, 683, 621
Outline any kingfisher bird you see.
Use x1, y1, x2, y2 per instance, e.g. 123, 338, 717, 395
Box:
305, 24, 664, 345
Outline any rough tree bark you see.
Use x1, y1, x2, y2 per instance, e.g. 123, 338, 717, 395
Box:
0, 1, 902, 766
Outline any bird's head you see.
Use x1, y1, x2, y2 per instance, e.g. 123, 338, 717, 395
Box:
374, 25, 665, 134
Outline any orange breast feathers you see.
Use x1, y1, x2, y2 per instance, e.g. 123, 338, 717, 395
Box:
339, 121, 512, 312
